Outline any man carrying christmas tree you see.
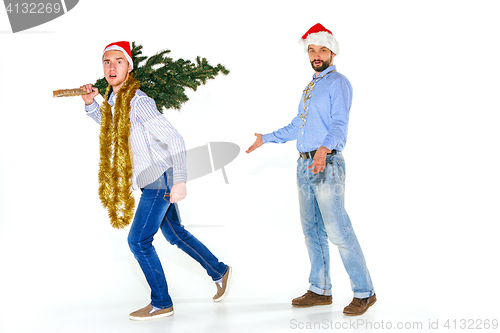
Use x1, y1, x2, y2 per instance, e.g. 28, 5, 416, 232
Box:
80, 41, 231, 321
247, 24, 376, 316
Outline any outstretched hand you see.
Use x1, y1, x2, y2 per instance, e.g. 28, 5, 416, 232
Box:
169, 182, 187, 203
80, 84, 99, 105
246, 133, 264, 154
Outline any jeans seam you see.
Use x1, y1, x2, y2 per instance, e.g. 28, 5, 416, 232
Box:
311, 184, 329, 292
318, 213, 328, 291
165, 208, 224, 280
137, 195, 166, 305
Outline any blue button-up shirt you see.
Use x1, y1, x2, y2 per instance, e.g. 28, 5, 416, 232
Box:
262, 65, 352, 153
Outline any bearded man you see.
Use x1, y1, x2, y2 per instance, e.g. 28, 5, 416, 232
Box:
247, 24, 376, 316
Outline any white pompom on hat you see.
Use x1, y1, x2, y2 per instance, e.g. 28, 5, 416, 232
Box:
102, 41, 134, 69
299, 23, 339, 55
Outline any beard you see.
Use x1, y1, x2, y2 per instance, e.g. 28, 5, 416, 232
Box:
310, 59, 331, 73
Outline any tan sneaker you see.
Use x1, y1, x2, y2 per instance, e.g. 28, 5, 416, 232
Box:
343, 294, 377, 316
129, 304, 174, 321
213, 266, 232, 302
292, 290, 332, 307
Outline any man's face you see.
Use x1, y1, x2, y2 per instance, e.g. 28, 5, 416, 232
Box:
308, 44, 335, 73
103, 50, 133, 92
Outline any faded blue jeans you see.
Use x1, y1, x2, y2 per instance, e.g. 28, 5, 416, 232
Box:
128, 170, 228, 309
297, 152, 374, 298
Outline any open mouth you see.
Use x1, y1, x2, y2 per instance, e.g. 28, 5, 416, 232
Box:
109, 74, 117, 78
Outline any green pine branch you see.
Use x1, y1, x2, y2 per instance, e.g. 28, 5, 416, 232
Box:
94, 42, 229, 113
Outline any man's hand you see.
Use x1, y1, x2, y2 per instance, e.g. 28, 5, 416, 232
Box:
307, 146, 332, 174
246, 133, 264, 153
80, 84, 99, 105
169, 182, 187, 203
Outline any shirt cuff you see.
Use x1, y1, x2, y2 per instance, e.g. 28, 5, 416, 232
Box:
321, 142, 334, 151
262, 133, 274, 144
173, 170, 187, 184
85, 100, 99, 114
84, 95, 104, 113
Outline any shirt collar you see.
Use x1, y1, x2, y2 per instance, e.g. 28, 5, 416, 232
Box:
313, 64, 337, 79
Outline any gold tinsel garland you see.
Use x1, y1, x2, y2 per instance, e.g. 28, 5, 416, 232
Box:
98, 74, 140, 228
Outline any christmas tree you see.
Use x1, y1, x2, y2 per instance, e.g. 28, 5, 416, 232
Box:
94, 42, 229, 113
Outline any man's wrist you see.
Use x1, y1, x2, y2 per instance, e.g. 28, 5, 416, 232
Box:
261, 133, 273, 144
318, 146, 332, 154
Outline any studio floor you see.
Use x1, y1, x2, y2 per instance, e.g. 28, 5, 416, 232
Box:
1, 216, 489, 333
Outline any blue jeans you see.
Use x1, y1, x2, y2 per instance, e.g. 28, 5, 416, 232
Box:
297, 152, 374, 298
128, 170, 228, 309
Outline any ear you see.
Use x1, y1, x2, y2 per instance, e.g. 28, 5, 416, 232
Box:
128, 63, 133, 73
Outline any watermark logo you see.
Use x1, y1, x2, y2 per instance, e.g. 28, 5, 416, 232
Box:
3, 0, 79, 33
187, 142, 240, 184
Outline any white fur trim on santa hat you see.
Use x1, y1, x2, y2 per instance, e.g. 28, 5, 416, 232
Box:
299, 31, 339, 55
103, 44, 134, 69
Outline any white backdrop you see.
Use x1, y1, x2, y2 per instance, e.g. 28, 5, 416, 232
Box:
1, 1, 499, 332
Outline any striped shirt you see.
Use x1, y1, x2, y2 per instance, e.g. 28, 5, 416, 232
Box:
85, 89, 187, 189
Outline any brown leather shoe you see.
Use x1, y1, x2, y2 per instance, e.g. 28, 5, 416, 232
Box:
129, 304, 174, 321
343, 294, 377, 316
213, 266, 232, 302
292, 290, 332, 308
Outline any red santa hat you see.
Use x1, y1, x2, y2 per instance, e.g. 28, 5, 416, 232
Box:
299, 23, 339, 55
102, 41, 134, 69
